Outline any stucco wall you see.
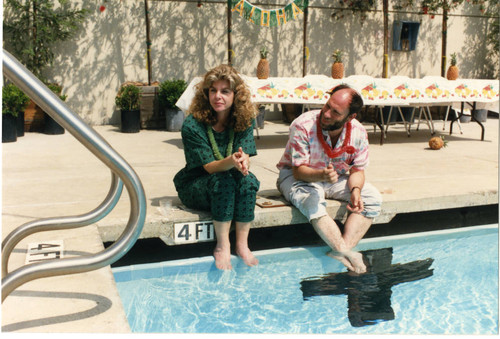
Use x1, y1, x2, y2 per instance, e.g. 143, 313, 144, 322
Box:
14, 0, 497, 125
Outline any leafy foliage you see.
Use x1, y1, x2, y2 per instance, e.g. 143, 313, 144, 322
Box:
260, 46, 269, 59
331, 0, 376, 23
47, 83, 67, 101
115, 85, 141, 111
159, 79, 188, 110
2, 83, 30, 117
332, 49, 343, 63
420, 0, 487, 15
3, 0, 88, 79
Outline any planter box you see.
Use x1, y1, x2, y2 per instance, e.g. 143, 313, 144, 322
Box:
24, 100, 44, 132
140, 85, 164, 129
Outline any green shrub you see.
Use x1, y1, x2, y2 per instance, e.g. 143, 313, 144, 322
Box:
115, 85, 141, 111
2, 83, 30, 117
47, 83, 67, 101
159, 79, 187, 110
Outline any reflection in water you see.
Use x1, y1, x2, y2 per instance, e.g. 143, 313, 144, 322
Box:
300, 248, 434, 327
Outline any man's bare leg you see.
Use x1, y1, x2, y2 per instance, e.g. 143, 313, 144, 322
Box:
342, 212, 373, 249
311, 215, 366, 273
235, 221, 259, 267
213, 220, 232, 270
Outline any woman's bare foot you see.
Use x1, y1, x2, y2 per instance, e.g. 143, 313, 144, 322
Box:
214, 246, 232, 270
327, 250, 366, 274
236, 246, 259, 267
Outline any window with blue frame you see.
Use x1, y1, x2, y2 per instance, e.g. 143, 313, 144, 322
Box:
393, 21, 420, 51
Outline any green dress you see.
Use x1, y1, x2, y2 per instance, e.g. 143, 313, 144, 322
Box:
173, 114, 260, 222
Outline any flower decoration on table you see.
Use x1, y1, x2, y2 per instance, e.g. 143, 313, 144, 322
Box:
482, 85, 497, 99
454, 84, 472, 98
393, 83, 414, 100
294, 83, 325, 100
360, 83, 380, 101
256, 83, 279, 99
425, 84, 444, 99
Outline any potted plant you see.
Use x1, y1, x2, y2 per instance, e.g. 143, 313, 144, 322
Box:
43, 83, 67, 135
3, 0, 88, 132
159, 79, 187, 132
2, 83, 30, 143
3, 0, 88, 80
115, 84, 141, 133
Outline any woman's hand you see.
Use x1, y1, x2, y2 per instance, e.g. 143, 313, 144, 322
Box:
232, 147, 250, 176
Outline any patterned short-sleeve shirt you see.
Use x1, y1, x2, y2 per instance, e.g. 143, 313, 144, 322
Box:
276, 110, 369, 175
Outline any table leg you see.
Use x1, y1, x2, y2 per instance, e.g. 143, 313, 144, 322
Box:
397, 106, 410, 137
470, 102, 485, 141
376, 106, 385, 145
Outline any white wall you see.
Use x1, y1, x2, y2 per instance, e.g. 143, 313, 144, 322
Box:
28, 0, 498, 125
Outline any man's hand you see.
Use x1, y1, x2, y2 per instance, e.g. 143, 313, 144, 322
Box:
347, 187, 364, 213
322, 164, 338, 183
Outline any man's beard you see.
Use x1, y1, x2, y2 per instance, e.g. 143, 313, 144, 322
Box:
320, 112, 350, 131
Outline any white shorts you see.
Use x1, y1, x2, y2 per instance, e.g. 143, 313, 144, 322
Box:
277, 168, 382, 221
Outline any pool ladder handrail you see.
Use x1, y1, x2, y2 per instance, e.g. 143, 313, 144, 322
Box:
1, 49, 147, 302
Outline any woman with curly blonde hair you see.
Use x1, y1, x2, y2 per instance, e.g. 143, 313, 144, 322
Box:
174, 64, 260, 270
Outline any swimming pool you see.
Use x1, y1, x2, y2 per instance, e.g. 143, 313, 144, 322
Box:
113, 224, 498, 334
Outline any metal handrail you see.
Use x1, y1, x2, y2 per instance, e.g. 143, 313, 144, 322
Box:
1, 172, 123, 277
1, 50, 147, 302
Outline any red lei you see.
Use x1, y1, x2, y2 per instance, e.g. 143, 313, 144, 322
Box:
316, 117, 356, 158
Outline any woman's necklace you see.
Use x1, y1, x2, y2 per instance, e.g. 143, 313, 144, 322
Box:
207, 125, 234, 160
316, 117, 356, 158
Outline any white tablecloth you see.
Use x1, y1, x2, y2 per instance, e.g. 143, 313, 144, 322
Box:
176, 75, 499, 113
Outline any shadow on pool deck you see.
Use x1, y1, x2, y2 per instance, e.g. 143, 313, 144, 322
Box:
2, 115, 499, 332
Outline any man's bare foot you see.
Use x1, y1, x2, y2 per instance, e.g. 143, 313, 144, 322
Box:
327, 250, 366, 274
214, 246, 232, 270
327, 251, 355, 271
236, 246, 259, 267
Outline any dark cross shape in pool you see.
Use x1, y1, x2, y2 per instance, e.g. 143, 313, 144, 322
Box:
300, 248, 434, 327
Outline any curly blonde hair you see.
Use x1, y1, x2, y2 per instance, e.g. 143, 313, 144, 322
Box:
189, 64, 257, 132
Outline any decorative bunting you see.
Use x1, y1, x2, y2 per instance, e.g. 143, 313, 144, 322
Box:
229, 0, 308, 27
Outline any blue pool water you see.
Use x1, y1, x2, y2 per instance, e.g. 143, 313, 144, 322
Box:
113, 225, 498, 334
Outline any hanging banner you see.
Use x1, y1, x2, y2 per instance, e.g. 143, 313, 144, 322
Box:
229, 0, 308, 27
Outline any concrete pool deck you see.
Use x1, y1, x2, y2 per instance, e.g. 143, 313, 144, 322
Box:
2, 116, 499, 332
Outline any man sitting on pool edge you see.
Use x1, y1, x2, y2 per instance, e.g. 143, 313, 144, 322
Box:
276, 84, 382, 274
